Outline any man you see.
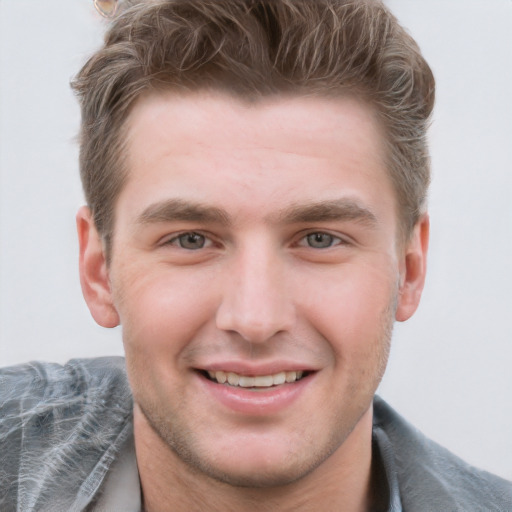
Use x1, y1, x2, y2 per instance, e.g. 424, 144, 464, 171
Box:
1, 0, 510, 510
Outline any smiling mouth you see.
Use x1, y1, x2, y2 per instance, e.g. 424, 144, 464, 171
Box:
202, 370, 309, 389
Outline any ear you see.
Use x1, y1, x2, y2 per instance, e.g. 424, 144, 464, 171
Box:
395, 214, 429, 322
76, 206, 120, 328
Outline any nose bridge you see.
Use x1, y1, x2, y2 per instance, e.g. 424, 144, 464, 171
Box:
216, 236, 294, 342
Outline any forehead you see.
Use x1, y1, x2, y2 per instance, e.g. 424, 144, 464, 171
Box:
126, 90, 385, 161
119, 91, 396, 227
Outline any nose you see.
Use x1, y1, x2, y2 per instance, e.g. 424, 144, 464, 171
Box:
216, 242, 295, 343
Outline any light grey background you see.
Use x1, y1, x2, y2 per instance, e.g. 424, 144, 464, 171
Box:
1, 0, 511, 480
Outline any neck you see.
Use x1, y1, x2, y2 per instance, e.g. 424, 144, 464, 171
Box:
135, 404, 378, 512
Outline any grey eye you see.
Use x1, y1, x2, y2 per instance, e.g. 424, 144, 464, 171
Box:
306, 233, 335, 248
177, 232, 206, 250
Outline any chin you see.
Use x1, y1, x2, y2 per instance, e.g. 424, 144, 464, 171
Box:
182, 452, 323, 489
207, 468, 306, 489
162, 422, 342, 490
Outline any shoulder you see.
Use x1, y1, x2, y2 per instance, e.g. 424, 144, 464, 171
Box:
373, 395, 512, 512
0, 357, 133, 511
0, 357, 132, 430
1, 355, 129, 397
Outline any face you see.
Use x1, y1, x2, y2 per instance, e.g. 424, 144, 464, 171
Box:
79, 91, 428, 488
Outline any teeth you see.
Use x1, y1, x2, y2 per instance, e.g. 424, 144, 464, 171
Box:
285, 371, 297, 383
273, 372, 286, 385
239, 375, 255, 387
207, 370, 305, 387
227, 372, 239, 386
253, 375, 274, 387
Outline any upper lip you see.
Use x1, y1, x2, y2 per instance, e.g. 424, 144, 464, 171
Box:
197, 361, 318, 376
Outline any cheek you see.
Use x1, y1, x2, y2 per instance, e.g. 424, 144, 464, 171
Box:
112, 263, 219, 356
297, 262, 398, 356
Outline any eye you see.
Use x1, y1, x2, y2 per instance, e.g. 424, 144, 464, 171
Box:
302, 232, 342, 249
169, 232, 208, 250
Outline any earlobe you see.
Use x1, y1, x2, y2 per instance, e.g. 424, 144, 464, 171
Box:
76, 205, 120, 328
395, 214, 430, 322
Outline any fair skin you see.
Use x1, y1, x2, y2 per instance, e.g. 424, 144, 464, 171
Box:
78, 92, 428, 511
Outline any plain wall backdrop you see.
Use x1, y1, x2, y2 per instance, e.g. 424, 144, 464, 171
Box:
1, 0, 511, 480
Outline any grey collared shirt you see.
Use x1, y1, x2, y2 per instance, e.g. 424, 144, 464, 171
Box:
92, 422, 403, 511
1, 357, 510, 511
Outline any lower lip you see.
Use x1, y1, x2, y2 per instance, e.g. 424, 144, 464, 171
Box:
198, 372, 314, 416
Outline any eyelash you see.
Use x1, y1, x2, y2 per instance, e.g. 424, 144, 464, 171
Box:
162, 230, 347, 250
163, 231, 213, 250
296, 231, 346, 249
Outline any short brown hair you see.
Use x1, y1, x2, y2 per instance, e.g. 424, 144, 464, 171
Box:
72, 0, 435, 251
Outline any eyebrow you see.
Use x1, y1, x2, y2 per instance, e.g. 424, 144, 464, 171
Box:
137, 198, 231, 226
136, 197, 378, 229
273, 199, 378, 227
